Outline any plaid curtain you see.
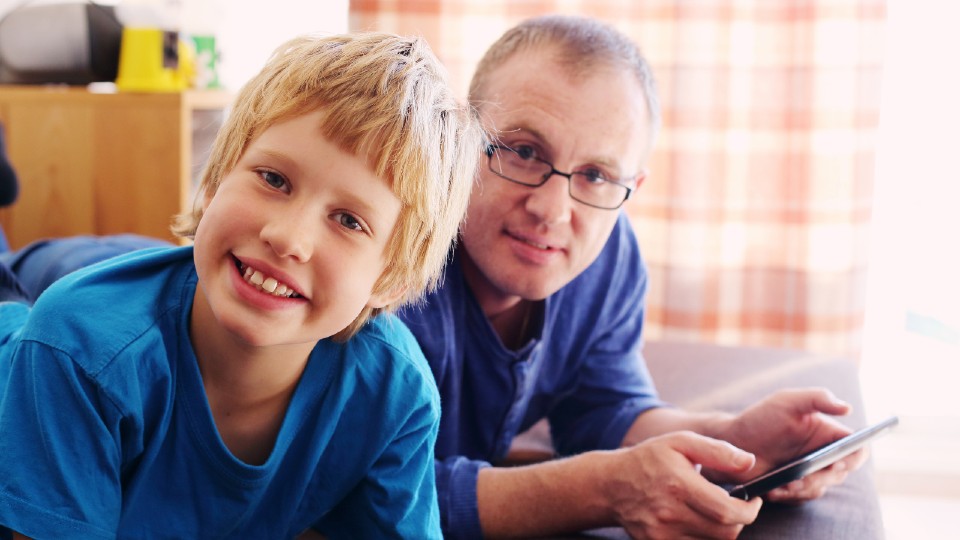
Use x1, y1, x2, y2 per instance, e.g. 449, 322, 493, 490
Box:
350, 0, 886, 359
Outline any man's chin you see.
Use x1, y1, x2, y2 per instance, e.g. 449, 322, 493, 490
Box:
501, 276, 564, 302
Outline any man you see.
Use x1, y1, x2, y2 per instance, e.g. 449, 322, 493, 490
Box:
1, 15, 864, 540
396, 15, 864, 539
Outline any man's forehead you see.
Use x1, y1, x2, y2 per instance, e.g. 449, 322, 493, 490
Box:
478, 57, 651, 171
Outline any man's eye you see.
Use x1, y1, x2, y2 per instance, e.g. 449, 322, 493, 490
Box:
513, 145, 538, 160
335, 212, 365, 232
580, 169, 609, 185
258, 170, 288, 191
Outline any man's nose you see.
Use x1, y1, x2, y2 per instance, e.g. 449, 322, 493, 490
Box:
524, 172, 573, 225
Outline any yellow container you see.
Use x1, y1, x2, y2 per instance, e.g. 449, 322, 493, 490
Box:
115, 27, 194, 92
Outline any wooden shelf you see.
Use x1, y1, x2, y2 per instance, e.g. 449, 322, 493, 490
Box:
0, 85, 233, 249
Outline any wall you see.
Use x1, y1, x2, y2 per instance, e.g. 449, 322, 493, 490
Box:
0, 0, 349, 91
213, 0, 348, 91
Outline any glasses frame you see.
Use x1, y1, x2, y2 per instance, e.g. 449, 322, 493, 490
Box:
484, 144, 633, 210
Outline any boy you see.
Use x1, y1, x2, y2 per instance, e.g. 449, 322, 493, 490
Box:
0, 32, 482, 539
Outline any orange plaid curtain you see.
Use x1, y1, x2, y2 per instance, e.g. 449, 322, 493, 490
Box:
350, 0, 886, 359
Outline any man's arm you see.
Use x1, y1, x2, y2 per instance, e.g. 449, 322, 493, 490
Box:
476, 431, 761, 539
621, 407, 735, 447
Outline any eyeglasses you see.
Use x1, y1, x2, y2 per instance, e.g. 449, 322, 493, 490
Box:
484, 144, 634, 210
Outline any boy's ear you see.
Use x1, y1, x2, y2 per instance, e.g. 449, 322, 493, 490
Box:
201, 186, 215, 211
367, 285, 409, 310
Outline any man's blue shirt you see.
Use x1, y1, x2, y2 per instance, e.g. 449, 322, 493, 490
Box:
398, 213, 664, 538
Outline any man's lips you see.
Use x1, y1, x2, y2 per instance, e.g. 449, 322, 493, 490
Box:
505, 229, 561, 252
504, 229, 566, 265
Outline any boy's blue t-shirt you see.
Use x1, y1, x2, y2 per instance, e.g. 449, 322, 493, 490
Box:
0, 246, 441, 539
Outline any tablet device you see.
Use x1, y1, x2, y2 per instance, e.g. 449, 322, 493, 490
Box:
727, 415, 899, 500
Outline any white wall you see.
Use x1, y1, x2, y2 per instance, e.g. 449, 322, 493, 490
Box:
860, 0, 960, 419
859, 0, 960, 496
0, 0, 349, 91
213, 0, 348, 91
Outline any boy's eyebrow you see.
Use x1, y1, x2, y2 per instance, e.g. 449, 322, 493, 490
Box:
252, 147, 303, 177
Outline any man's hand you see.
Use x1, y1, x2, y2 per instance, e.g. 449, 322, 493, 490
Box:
715, 388, 867, 503
602, 431, 762, 539
478, 431, 762, 539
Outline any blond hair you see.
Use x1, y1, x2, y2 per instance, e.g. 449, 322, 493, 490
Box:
469, 14, 660, 144
173, 33, 484, 341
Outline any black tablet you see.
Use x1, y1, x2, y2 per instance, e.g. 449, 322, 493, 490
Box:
726, 415, 899, 500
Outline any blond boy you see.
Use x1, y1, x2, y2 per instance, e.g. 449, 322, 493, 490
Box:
0, 32, 481, 539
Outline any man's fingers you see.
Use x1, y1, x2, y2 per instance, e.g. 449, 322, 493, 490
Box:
619, 465, 760, 540
810, 388, 852, 415
782, 387, 851, 416
615, 433, 765, 538
685, 474, 764, 525
668, 431, 756, 475
842, 446, 870, 471
765, 460, 850, 503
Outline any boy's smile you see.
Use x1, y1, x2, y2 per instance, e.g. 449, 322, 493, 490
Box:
238, 262, 299, 299
190, 108, 403, 356
230, 254, 306, 310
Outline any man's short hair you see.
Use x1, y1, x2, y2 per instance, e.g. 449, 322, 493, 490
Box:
173, 33, 484, 340
469, 14, 661, 143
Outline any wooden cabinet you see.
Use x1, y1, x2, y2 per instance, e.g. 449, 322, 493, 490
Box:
0, 85, 233, 249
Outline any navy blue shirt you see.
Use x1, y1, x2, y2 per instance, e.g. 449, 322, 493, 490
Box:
398, 213, 664, 539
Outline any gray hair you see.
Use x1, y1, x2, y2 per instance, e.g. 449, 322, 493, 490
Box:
469, 14, 661, 143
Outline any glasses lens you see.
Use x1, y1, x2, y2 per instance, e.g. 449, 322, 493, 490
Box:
570, 173, 628, 209
487, 146, 629, 209
489, 146, 550, 186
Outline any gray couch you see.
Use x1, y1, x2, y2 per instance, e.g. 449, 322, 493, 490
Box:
510, 340, 884, 539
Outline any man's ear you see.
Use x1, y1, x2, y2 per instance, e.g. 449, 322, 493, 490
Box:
633, 169, 648, 190
367, 285, 409, 310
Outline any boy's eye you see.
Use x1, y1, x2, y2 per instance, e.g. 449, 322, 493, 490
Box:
334, 212, 365, 233
258, 170, 289, 192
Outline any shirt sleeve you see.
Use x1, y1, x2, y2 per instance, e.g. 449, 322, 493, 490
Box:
0, 340, 121, 540
434, 455, 491, 540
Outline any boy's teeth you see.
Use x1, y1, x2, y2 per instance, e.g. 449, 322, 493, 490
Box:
524, 239, 548, 249
262, 277, 278, 293
238, 263, 298, 298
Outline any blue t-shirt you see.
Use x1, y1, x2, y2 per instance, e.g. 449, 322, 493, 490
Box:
398, 213, 664, 539
0, 247, 441, 539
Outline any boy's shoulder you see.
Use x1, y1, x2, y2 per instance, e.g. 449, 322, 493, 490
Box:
355, 313, 423, 356
338, 313, 439, 404
22, 246, 196, 362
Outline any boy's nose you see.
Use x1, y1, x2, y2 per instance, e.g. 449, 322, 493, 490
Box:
261, 210, 314, 263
